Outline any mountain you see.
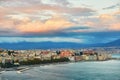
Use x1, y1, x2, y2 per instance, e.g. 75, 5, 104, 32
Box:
0, 42, 94, 50
0, 39, 120, 50
105, 39, 120, 47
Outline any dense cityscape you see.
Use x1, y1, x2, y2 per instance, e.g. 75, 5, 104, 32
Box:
0, 48, 114, 68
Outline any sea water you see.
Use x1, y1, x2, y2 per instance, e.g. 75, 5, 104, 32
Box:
0, 60, 120, 80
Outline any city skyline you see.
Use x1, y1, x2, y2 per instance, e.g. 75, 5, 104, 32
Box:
0, 0, 120, 44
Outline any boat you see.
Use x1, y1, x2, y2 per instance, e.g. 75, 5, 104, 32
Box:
16, 67, 30, 73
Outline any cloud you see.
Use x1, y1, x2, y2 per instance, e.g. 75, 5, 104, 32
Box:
109, 23, 120, 31
0, 0, 95, 36
0, 37, 83, 43
99, 13, 120, 31
78, 13, 120, 32
0, 0, 42, 7
99, 14, 114, 22
52, 0, 70, 6
0, 0, 120, 44
103, 3, 120, 10
0, 0, 96, 16
16, 15, 74, 33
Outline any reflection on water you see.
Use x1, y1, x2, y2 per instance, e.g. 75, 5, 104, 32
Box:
0, 60, 120, 80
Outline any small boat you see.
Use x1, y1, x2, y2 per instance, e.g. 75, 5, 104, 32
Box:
17, 67, 29, 73
17, 71, 22, 74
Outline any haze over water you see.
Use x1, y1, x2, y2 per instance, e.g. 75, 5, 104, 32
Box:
0, 60, 120, 80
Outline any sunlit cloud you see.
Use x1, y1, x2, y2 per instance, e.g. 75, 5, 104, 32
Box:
0, 0, 120, 44
109, 23, 120, 31
16, 15, 74, 33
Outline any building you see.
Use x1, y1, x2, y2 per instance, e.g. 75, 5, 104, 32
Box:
59, 50, 73, 58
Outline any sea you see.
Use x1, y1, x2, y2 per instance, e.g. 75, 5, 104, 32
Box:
0, 54, 120, 80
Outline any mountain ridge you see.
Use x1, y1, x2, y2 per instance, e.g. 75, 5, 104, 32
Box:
0, 39, 120, 50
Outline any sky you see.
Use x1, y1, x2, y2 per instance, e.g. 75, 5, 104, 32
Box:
0, 0, 120, 44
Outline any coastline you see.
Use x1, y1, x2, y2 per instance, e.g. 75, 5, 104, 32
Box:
1, 59, 120, 80
1, 59, 119, 73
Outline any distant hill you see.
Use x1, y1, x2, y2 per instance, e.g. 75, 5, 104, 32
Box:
0, 42, 91, 50
0, 39, 120, 50
105, 39, 120, 47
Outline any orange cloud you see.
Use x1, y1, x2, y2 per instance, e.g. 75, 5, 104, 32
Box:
109, 23, 120, 31
0, 1, 120, 34
113, 11, 120, 15
99, 14, 114, 22
85, 21, 95, 27
16, 16, 74, 33
0, 19, 14, 29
